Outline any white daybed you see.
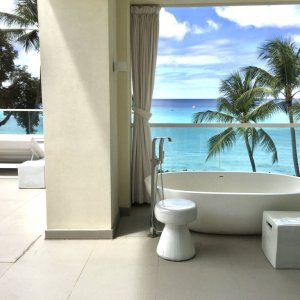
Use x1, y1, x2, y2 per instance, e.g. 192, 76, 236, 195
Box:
0, 135, 45, 188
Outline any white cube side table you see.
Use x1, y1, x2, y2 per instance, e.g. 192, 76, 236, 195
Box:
262, 211, 300, 269
18, 159, 45, 189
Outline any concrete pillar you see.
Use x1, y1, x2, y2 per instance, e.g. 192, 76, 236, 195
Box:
38, 0, 118, 239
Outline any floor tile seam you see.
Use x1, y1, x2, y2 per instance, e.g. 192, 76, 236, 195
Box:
29, 189, 45, 201
153, 254, 160, 300
0, 190, 45, 226
0, 263, 14, 280
66, 245, 96, 300
0, 203, 31, 226
1, 187, 42, 210
14, 235, 42, 263
0, 260, 14, 264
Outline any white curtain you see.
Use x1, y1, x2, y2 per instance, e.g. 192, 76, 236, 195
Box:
130, 5, 160, 204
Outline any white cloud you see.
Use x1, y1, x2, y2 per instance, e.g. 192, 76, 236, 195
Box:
159, 8, 189, 41
191, 25, 205, 35
159, 9, 220, 40
207, 19, 219, 31
188, 39, 231, 52
215, 5, 300, 28
191, 19, 220, 35
291, 34, 300, 45
157, 54, 221, 66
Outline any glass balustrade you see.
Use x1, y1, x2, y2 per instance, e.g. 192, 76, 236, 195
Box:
150, 124, 300, 176
1, 109, 299, 176
0, 109, 43, 135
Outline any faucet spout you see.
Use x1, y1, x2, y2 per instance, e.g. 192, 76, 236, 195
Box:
151, 137, 172, 166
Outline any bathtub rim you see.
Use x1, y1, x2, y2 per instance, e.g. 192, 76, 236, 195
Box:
145, 171, 300, 196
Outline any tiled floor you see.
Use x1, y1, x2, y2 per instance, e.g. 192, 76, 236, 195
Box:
0, 177, 300, 299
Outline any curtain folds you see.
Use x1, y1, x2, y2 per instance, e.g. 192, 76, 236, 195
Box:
130, 5, 160, 204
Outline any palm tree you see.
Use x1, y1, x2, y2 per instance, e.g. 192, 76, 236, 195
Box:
0, 0, 41, 106
0, 0, 39, 52
193, 69, 278, 172
245, 38, 300, 176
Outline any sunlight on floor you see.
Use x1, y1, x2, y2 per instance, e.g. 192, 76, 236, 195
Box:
0, 178, 300, 300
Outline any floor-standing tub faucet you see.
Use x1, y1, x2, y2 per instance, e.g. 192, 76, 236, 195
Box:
150, 137, 172, 237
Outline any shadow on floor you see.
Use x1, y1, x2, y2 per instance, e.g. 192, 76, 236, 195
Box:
116, 204, 152, 238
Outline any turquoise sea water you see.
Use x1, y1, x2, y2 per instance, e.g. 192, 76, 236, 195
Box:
150, 99, 300, 175
150, 99, 290, 123
0, 100, 299, 175
0, 111, 43, 135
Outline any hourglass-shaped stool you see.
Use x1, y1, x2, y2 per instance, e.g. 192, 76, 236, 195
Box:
155, 198, 197, 261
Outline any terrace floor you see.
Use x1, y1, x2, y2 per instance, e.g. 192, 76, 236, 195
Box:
0, 173, 300, 300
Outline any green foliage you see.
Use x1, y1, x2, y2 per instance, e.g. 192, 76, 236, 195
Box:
246, 37, 300, 176
0, 31, 17, 84
206, 128, 236, 161
246, 38, 300, 102
8, 66, 39, 108
1, 66, 40, 133
0, 0, 39, 52
193, 69, 278, 172
258, 129, 278, 164
0, 32, 40, 133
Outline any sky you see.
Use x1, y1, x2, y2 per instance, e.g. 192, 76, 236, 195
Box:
154, 5, 300, 99
0, 0, 40, 77
1, 2, 300, 98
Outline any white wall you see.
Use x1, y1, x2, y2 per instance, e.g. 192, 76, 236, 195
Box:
108, 0, 120, 226
38, 0, 118, 238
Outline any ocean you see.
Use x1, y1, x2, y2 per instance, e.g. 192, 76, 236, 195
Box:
0, 111, 43, 135
0, 99, 298, 175
150, 99, 299, 175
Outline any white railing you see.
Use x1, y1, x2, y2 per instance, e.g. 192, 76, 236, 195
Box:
150, 123, 300, 128
0, 109, 43, 112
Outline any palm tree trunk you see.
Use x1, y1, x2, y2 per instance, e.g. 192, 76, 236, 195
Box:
0, 112, 12, 127
288, 106, 300, 176
244, 132, 256, 172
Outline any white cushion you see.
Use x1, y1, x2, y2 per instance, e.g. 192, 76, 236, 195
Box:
30, 138, 45, 159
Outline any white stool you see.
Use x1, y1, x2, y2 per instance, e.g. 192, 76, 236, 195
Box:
18, 159, 45, 189
155, 198, 197, 261
262, 211, 300, 269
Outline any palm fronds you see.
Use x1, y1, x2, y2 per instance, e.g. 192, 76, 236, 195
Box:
193, 66, 279, 170
258, 129, 278, 164
206, 128, 236, 161
291, 101, 300, 121
193, 110, 234, 124
252, 37, 300, 175
247, 100, 278, 122
258, 38, 300, 86
0, 0, 39, 52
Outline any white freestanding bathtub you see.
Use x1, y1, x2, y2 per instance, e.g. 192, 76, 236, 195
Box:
145, 172, 300, 234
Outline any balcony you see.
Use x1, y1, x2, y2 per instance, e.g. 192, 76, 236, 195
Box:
1, 113, 300, 298
0, 178, 300, 299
